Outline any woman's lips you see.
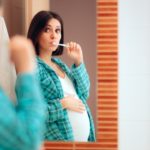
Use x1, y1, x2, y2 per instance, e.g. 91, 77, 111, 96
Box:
49, 43, 54, 47
51, 41, 57, 44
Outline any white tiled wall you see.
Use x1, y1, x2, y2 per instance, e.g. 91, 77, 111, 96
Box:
119, 0, 150, 150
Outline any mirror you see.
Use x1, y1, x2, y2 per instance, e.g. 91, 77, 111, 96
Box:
3, 0, 118, 149
50, 0, 97, 130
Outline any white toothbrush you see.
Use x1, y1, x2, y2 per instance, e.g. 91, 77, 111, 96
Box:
53, 42, 69, 48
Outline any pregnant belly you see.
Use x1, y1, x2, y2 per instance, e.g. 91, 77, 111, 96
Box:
67, 110, 90, 141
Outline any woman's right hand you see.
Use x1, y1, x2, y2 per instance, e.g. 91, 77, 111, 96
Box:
61, 96, 85, 113
9, 35, 36, 74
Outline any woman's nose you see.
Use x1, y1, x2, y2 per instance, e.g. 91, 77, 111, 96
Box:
50, 31, 56, 39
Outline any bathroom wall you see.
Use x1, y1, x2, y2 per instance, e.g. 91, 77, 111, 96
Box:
4, 0, 25, 36
119, 0, 150, 149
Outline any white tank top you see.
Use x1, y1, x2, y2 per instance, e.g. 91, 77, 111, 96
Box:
58, 74, 90, 141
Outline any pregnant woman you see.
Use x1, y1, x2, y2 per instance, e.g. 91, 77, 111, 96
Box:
27, 10, 95, 142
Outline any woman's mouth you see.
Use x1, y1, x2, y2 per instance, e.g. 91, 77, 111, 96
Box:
49, 42, 58, 47
52, 42, 58, 46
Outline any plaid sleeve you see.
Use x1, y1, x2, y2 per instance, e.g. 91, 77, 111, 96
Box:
0, 73, 46, 150
46, 102, 65, 124
71, 63, 90, 101
40, 82, 66, 123
37, 65, 65, 123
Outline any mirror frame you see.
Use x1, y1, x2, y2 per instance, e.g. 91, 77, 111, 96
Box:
43, 0, 118, 149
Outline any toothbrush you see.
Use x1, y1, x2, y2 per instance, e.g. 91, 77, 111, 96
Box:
57, 43, 69, 48
53, 42, 69, 48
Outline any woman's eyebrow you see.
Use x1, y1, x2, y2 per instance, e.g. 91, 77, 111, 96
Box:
46, 24, 61, 28
45, 24, 51, 27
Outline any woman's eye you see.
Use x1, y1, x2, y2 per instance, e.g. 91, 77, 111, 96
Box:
44, 28, 51, 33
56, 29, 61, 33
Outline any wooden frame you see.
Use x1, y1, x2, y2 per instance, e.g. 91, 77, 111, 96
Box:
25, 0, 49, 34
44, 0, 118, 149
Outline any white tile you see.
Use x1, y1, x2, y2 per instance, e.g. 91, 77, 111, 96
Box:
119, 74, 150, 121
119, 121, 150, 150
119, 0, 150, 75
119, 0, 150, 26
119, 23, 150, 75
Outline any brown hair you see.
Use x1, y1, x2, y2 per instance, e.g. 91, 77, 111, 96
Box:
27, 11, 64, 56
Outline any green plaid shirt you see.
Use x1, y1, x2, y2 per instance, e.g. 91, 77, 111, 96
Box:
36, 57, 95, 141
0, 73, 46, 150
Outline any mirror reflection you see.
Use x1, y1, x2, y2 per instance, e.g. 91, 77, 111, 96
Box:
3, 0, 96, 143
27, 10, 96, 142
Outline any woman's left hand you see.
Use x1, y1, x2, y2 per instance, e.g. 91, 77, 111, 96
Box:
66, 42, 83, 66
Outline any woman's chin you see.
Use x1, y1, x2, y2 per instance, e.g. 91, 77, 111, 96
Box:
48, 47, 57, 52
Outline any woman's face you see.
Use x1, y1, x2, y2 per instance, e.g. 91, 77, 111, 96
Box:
38, 18, 61, 53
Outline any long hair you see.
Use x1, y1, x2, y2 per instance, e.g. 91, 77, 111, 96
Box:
27, 11, 64, 56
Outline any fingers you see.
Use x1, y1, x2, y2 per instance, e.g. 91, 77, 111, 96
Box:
69, 42, 77, 49
73, 99, 86, 113
78, 105, 86, 112
78, 100, 86, 112
62, 96, 86, 113
66, 42, 80, 52
10, 36, 34, 53
73, 105, 85, 113
65, 41, 83, 66
9, 35, 36, 74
